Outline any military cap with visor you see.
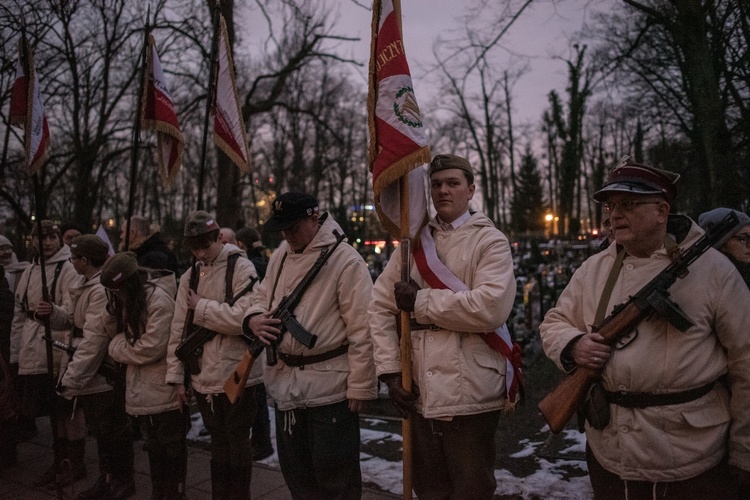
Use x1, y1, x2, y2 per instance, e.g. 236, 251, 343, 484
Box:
265, 192, 319, 232
593, 158, 680, 204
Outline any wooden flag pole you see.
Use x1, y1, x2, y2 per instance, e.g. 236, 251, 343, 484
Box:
392, 1, 413, 497
196, 5, 221, 211
124, 8, 151, 250
399, 177, 414, 500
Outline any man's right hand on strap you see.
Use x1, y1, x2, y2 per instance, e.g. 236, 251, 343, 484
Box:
380, 373, 420, 418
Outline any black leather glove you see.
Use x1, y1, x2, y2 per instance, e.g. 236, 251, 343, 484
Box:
729, 465, 750, 492
394, 279, 420, 312
55, 381, 67, 395
380, 373, 420, 418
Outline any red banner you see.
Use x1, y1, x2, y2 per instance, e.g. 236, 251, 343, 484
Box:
142, 34, 184, 187
9, 36, 50, 175
213, 14, 250, 172
368, 0, 430, 241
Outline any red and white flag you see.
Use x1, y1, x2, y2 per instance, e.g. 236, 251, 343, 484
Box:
368, 0, 430, 241
141, 34, 183, 187
213, 13, 250, 172
9, 36, 51, 176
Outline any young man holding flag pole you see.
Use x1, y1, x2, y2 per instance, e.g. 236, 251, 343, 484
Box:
368, 2, 522, 499
367, 0, 431, 497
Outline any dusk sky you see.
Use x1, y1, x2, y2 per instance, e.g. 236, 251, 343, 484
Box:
238, 1, 600, 131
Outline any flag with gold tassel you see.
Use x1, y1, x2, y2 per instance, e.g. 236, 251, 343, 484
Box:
213, 13, 250, 172
141, 34, 184, 187
9, 35, 50, 175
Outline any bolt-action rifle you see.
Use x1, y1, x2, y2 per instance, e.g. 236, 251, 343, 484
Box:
538, 211, 739, 433
223, 229, 346, 404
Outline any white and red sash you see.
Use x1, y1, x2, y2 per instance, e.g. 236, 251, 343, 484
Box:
413, 226, 523, 406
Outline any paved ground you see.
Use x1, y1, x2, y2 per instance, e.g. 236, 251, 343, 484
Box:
0, 416, 399, 500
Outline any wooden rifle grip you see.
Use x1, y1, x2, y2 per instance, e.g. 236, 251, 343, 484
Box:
224, 351, 255, 404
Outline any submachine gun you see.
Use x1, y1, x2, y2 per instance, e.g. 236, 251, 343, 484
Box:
538, 211, 739, 434
224, 229, 346, 404
175, 274, 259, 375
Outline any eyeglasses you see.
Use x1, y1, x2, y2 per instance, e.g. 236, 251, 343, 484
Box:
730, 234, 750, 247
602, 200, 662, 213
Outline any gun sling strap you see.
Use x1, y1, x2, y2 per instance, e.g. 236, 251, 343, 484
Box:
267, 246, 340, 367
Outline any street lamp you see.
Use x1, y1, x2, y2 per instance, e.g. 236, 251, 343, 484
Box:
545, 213, 554, 239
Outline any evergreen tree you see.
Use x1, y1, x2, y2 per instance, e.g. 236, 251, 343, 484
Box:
511, 145, 546, 234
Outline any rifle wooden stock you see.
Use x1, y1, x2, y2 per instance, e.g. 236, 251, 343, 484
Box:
538, 367, 599, 434
538, 211, 740, 434
224, 337, 265, 404
224, 350, 256, 404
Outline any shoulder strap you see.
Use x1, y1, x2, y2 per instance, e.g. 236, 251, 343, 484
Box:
225, 253, 240, 302
268, 252, 288, 310
594, 235, 678, 325
594, 248, 626, 325
49, 261, 64, 303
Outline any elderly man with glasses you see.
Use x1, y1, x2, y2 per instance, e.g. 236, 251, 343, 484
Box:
540, 159, 750, 498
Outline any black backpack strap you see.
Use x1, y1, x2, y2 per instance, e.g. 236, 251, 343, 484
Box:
225, 253, 240, 302
49, 261, 65, 303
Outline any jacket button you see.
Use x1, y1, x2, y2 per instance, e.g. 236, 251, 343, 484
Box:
428, 336, 434, 342
620, 425, 629, 433
426, 371, 433, 377
625, 264, 634, 271
326, 364, 331, 369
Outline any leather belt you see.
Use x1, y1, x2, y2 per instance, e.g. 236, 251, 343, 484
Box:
603, 381, 716, 409
409, 320, 441, 331
278, 344, 349, 369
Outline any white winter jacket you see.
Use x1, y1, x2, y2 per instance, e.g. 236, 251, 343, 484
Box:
108, 270, 181, 416
11, 246, 76, 375
166, 244, 259, 393
243, 214, 377, 411
541, 217, 750, 481
369, 212, 516, 418
49, 272, 114, 396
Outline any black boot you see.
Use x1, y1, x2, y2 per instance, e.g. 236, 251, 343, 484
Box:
148, 451, 166, 500
162, 450, 187, 500
66, 438, 88, 484
251, 385, 274, 461
227, 466, 252, 500
33, 437, 64, 488
109, 474, 136, 499
77, 473, 110, 500
210, 460, 231, 499
33, 462, 59, 488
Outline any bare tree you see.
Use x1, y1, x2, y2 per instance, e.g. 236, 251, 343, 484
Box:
589, 0, 749, 209
430, 0, 532, 228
